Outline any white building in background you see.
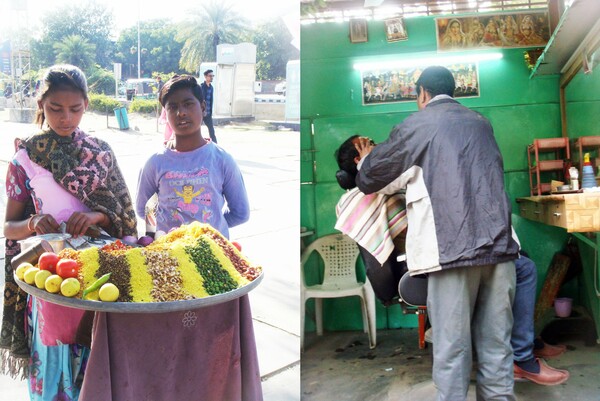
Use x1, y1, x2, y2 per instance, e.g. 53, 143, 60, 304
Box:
285, 60, 299, 121
200, 43, 256, 118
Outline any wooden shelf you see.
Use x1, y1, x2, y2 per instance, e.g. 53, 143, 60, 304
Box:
534, 159, 565, 171
528, 138, 570, 196
530, 0, 600, 77
574, 136, 600, 173
517, 193, 600, 232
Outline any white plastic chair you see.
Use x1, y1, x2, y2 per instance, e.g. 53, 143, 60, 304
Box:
301, 233, 377, 350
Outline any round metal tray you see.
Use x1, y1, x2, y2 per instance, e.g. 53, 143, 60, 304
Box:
14, 272, 263, 313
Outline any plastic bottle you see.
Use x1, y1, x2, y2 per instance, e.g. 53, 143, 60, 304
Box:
569, 166, 579, 190
581, 153, 596, 189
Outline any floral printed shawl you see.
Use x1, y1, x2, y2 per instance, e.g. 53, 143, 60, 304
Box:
21, 128, 137, 238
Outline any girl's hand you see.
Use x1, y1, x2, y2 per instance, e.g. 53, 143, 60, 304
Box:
29, 214, 61, 235
65, 211, 106, 238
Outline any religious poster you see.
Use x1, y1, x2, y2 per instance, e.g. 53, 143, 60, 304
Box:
384, 18, 408, 42
436, 11, 550, 51
361, 63, 479, 105
350, 19, 368, 43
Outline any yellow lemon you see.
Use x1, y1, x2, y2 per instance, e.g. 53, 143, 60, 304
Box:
24, 267, 40, 285
34, 270, 52, 289
60, 278, 81, 297
98, 283, 119, 302
44, 275, 63, 294
15, 262, 34, 280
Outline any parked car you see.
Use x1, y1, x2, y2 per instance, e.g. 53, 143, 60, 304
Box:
125, 78, 157, 100
118, 81, 126, 96
274, 81, 286, 95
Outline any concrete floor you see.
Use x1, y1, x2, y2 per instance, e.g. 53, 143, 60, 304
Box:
301, 328, 600, 401
0, 110, 300, 400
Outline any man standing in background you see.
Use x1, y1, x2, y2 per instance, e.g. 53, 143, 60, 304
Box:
156, 75, 164, 94
201, 69, 217, 143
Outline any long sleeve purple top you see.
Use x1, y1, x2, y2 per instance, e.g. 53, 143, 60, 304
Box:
136, 142, 249, 238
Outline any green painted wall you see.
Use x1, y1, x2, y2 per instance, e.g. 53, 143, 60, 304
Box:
564, 66, 600, 337
301, 14, 585, 333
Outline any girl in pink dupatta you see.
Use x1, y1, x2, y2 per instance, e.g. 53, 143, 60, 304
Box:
3, 64, 137, 401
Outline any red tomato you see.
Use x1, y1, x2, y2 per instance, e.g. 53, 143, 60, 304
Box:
56, 259, 80, 279
231, 241, 242, 252
38, 252, 60, 274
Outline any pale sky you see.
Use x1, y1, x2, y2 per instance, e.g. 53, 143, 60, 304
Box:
2, 0, 299, 39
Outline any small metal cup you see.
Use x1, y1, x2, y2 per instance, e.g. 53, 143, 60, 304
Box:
11, 240, 54, 270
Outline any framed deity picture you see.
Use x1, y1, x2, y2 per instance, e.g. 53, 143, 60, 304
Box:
384, 18, 408, 42
435, 11, 550, 51
361, 63, 480, 105
350, 19, 368, 43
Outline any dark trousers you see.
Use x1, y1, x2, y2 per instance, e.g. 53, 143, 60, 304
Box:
358, 245, 407, 305
204, 115, 217, 143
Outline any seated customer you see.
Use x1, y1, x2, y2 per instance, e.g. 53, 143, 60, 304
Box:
334, 135, 408, 305
513, 253, 569, 385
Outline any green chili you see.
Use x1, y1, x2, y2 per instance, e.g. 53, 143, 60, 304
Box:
82, 273, 112, 298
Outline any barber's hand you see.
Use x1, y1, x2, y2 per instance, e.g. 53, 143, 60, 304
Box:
65, 211, 104, 238
29, 214, 61, 235
354, 136, 375, 160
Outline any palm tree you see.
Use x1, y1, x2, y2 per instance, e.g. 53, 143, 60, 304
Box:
177, 0, 249, 73
53, 35, 96, 71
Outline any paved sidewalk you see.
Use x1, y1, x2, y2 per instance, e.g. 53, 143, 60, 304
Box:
0, 109, 300, 400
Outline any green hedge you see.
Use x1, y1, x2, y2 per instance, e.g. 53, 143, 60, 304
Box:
87, 93, 159, 115
129, 98, 159, 114
88, 93, 122, 113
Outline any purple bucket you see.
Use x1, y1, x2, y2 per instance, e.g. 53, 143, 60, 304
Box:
554, 297, 572, 318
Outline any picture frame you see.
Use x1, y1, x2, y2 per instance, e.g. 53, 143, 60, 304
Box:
435, 11, 550, 51
349, 19, 368, 43
384, 18, 408, 42
361, 63, 480, 105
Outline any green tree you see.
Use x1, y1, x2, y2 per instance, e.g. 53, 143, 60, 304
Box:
252, 19, 299, 80
53, 35, 96, 71
177, 0, 250, 73
87, 65, 116, 95
30, 1, 114, 69
114, 20, 184, 79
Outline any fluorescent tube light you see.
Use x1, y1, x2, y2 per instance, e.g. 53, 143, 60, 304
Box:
353, 52, 503, 71
364, 0, 385, 6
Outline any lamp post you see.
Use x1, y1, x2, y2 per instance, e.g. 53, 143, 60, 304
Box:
137, 0, 141, 79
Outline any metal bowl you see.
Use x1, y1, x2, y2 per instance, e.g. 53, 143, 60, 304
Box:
19, 233, 72, 253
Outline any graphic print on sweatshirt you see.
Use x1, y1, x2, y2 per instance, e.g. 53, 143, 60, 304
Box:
166, 168, 213, 224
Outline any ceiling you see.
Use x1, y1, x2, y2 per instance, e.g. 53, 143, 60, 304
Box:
300, 0, 548, 21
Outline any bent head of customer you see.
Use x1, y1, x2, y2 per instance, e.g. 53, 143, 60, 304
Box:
335, 135, 375, 190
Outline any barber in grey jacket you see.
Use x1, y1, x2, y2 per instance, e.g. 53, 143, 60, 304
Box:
355, 66, 519, 401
